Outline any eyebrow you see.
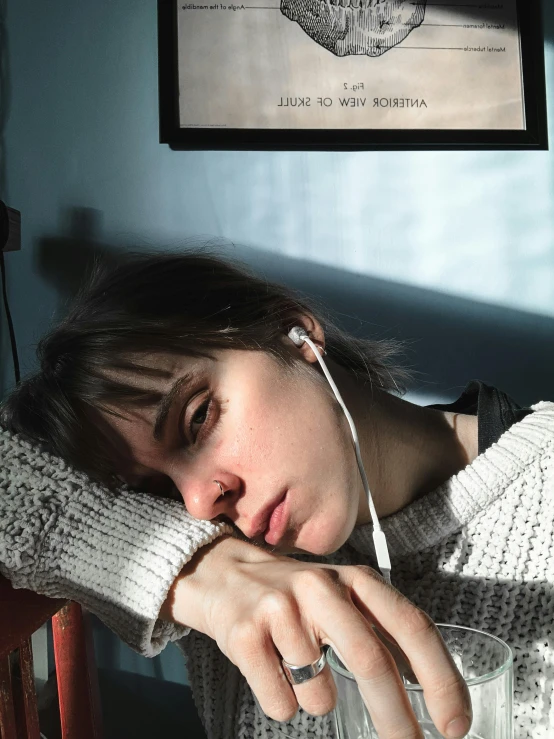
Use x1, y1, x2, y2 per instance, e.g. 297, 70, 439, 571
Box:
152, 372, 198, 442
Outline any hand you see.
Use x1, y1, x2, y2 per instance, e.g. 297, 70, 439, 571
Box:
162, 536, 472, 739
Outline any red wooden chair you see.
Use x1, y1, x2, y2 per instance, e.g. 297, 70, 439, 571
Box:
0, 576, 102, 739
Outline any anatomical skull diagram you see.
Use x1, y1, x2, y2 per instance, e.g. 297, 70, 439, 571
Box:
280, 0, 427, 57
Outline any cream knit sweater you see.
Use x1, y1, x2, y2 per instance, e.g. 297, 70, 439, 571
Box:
1, 402, 553, 738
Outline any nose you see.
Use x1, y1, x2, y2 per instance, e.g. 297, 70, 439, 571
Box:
175, 473, 240, 522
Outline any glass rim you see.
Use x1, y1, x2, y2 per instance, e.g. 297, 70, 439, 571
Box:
326, 623, 514, 690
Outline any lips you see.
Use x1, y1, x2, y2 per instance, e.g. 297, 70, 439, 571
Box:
249, 492, 287, 541
264, 494, 289, 546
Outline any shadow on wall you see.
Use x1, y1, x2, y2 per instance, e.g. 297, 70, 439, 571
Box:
0, 0, 12, 395
237, 245, 554, 407
0, 0, 9, 199
37, 208, 554, 408
545, 2, 554, 39
37, 208, 121, 316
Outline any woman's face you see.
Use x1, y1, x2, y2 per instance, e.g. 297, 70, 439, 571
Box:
105, 348, 363, 555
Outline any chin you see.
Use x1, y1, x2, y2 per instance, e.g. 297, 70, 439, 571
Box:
294, 521, 353, 557
271, 500, 357, 556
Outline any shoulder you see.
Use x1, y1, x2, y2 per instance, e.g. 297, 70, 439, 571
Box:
376, 403, 554, 557
480, 401, 554, 482
510, 400, 554, 449
530, 400, 554, 415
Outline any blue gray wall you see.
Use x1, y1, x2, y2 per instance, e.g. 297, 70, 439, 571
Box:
2, 0, 554, 682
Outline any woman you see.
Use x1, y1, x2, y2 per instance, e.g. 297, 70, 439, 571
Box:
1, 252, 553, 739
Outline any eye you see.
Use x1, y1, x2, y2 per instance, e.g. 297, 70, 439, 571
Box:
180, 391, 223, 446
189, 397, 211, 441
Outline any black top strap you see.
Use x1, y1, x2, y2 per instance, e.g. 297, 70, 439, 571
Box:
428, 380, 533, 455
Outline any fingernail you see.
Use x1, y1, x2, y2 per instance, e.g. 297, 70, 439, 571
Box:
446, 715, 471, 738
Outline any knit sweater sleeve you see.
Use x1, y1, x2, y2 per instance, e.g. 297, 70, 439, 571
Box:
0, 428, 233, 657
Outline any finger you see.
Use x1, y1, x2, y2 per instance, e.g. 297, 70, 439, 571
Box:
349, 569, 472, 738
296, 567, 426, 737
373, 626, 419, 684
271, 605, 337, 717
343, 593, 419, 684
228, 623, 299, 722
316, 600, 424, 739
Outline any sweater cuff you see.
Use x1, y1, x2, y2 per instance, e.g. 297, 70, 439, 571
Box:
38, 490, 233, 656
1, 429, 233, 657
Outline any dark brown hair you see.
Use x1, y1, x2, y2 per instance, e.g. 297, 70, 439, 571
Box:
1, 251, 410, 488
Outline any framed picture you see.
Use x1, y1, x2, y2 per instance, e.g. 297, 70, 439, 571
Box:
158, 0, 548, 150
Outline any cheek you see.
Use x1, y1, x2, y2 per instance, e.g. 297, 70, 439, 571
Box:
212, 411, 286, 486
220, 416, 276, 462
221, 389, 301, 465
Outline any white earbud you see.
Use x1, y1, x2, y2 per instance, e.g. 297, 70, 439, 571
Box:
287, 326, 392, 583
288, 326, 309, 347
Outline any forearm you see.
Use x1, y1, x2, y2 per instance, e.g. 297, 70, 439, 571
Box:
0, 428, 233, 655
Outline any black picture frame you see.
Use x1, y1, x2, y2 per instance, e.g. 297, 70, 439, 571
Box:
158, 0, 548, 151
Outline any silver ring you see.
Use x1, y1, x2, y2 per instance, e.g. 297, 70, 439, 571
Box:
214, 480, 224, 497
282, 648, 327, 686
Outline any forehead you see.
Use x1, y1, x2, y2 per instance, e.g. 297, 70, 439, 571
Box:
107, 352, 213, 391
107, 347, 288, 390
99, 352, 213, 433
101, 346, 287, 424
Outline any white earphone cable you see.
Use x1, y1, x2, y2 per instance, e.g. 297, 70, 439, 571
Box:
288, 327, 392, 583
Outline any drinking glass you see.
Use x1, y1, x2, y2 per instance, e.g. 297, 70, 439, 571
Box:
327, 624, 513, 739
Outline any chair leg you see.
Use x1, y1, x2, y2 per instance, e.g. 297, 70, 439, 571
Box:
18, 639, 41, 739
52, 603, 103, 739
10, 640, 41, 739
0, 654, 17, 739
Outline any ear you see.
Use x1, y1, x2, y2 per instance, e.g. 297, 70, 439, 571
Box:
285, 314, 326, 364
